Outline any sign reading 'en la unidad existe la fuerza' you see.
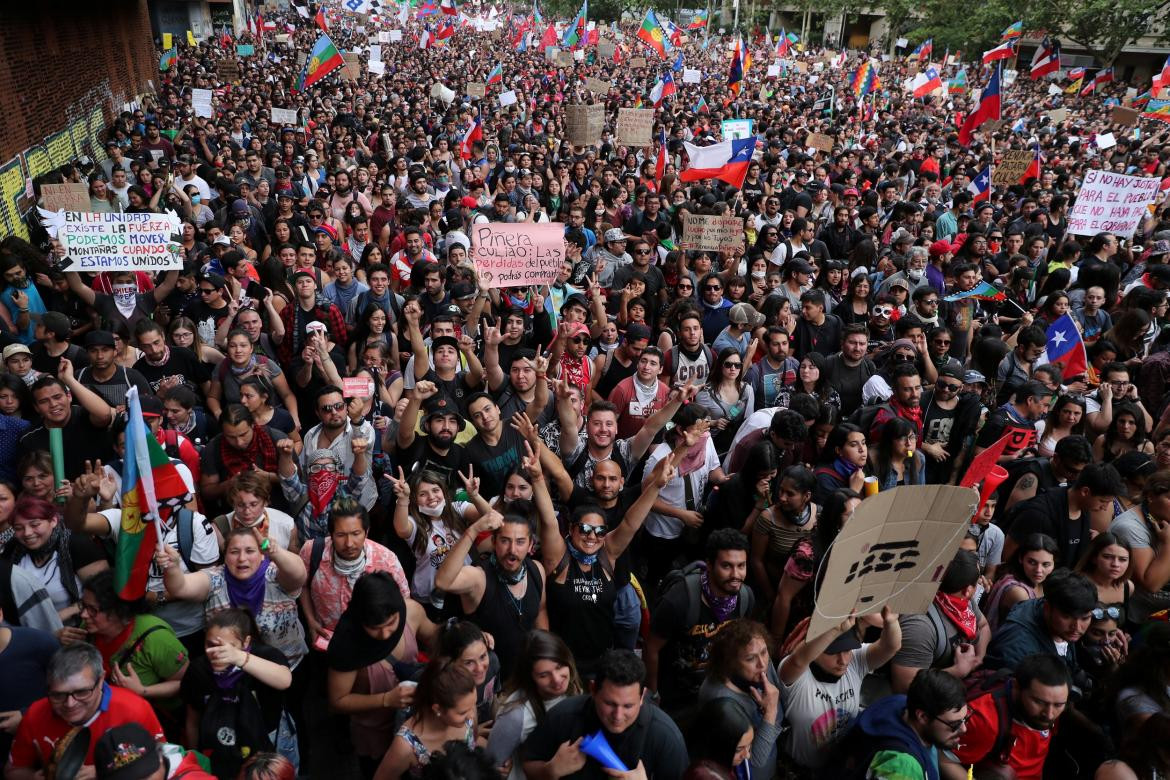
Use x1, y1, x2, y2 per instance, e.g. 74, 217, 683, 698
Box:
471, 223, 565, 288
39, 208, 185, 272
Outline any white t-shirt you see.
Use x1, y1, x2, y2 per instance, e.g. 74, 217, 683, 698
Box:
405, 501, 472, 605
222, 508, 298, 551
15, 553, 79, 613
779, 644, 874, 768
642, 439, 720, 540
99, 507, 219, 636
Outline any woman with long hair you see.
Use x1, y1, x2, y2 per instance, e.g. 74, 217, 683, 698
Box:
373, 659, 478, 779
18, 451, 55, 502
1108, 623, 1170, 735
88, 173, 121, 213
391, 470, 473, 617
259, 257, 295, 315
698, 619, 781, 779
705, 441, 780, 537
776, 352, 841, 410
1035, 394, 1087, 458
813, 423, 868, 504
485, 630, 582, 779
750, 465, 819, 609
238, 753, 297, 780
0, 372, 34, 420
161, 385, 218, 448
438, 620, 501, 725
695, 347, 756, 457
836, 272, 873, 326
1104, 309, 1152, 363
207, 329, 299, 426
2, 495, 108, 625
168, 315, 224, 365
684, 697, 756, 780
985, 532, 1060, 632
1076, 531, 1133, 621
348, 303, 398, 375
867, 416, 925, 490
1094, 402, 1154, 463
237, 375, 299, 444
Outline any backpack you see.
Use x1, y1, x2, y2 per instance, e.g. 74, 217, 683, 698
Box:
305, 537, 327, 594
847, 401, 894, 438
198, 678, 273, 778
824, 719, 919, 780
666, 344, 716, 385
965, 672, 1017, 766
654, 561, 754, 628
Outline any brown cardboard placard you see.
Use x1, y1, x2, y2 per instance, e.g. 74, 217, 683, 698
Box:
794, 61, 808, 74
992, 149, 1035, 186
629, 56, 646, 68
341, 52, 362, 81
565, 103, 605, 147
680, 214, 746, 252
41, 183, 91, 213
598, 41, 616, 59
1048, 107, 1068, 124
808, 485, 978, 638
806, 132, 834, 153
615, 108, 654, 147
467, 83, 486, 98
584, 77, 611, 95
1112, 105, 1140, 127
555, 50, 574, 67
216, 59, 240, 82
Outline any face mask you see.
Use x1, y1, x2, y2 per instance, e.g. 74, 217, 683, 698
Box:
418, 500, 446, 517
191, 194, 201, 204
113, 283, 137, 317
907, 268, 924, 281
505, 165, 516, 173
751, 271, 766, 280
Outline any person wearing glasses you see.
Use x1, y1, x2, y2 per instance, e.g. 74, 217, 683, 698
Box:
6, 642, 164, 780
919, 364, 981, 485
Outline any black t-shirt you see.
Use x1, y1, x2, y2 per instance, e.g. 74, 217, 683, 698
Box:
399, 437, 471, 491
20, 407, 114, 480
133, 346, 210, 397
825, 354, 876, 418
181, 299, 232, 340
463, 426, 526, 500
1005, 487, 1089, 565
650, 581, 742, 707
29, 343, 88, 377
792, 314, 843, 359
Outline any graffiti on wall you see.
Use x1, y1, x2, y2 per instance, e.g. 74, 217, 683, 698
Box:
0, 84, 121, 241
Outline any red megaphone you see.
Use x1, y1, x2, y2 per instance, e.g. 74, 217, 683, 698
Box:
975, 465, 1009, 518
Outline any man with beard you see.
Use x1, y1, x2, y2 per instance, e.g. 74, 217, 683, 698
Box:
396, 382, 471, 490
944, 654, 1070, 779
828, 669, 968, 780
920, 364, 981, 485
0, 257, 47, 345
199, 404, 290, 507
817, 205, 863, 259
645, 529, 756, 717
984, 569, 1098, 678
65, 268, 180, 336
779, 606, 903, 770
591, 323, 650, 402
300, 386, 376, 511
825, 325, 876, 417
133, 319, 209, 399
389, 227, 438, 290
869, 363, 924, 442
435, 511, 547, 677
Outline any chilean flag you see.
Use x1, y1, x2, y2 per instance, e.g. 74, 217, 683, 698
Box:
315, 7, 329, 32
654, 126, 668, 179
982, 40, 1015, 64
460, 117, 482, 160
1020, 148, 1042, 183
1155, 54, 1170, 95
958, 66, 1001, 146
1046, 314, 1088, 377
650, 71, 676, 107
912, 67, 943, 98
679, 137, 755, 187
967, 165, 991, 203
440, 0, 458, 14
1029, 37, 1060, 79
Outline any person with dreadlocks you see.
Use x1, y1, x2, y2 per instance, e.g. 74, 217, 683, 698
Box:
2, 495, 109, 631
275, 434, 370, 544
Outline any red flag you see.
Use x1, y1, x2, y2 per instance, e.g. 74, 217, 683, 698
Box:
315, 7, 329, 32
539, 23, 557, 48
958, 67, 1002, 146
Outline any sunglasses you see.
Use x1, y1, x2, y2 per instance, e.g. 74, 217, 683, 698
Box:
872, 306, 893, 317
704, 285, 722, 292
894, 353, 917, 362
635, 249, 652, 255
937, 381, 963, 392
725, 362, 742, 369
933, 713, 972, 732
1091, 606, 1121, 620
677, 283, 693, 290
571, 336, 590, 344
319, 401, 346, 413
575, 522, 609, 537
199, 287, 217, 295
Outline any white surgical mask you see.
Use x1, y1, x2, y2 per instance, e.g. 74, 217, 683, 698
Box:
907, 268, 924, 281
418, 500, 446, 517
751, 271, 766, 280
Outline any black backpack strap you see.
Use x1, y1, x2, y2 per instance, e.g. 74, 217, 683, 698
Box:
987, 681, 1016, 764
684, 569, 703, 627
175, 509, 196, 570
111, 624, 168, 672
566, 446, 592, 482
307, 537, 325, 593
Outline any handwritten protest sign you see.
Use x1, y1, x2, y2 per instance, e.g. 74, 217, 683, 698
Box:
680, 214, 745, 252
192, 89, 214, 118
368, 60, 385, 75
721, 119, 753, 140
342, 53, 362, 80
378, 31, 392, 43
682, 68, 701, 84
217, 60, 240, 82
499, 90, 518, 107
809, 485, 978, 637
275, 33, 291, 44
1048, 108, 1068, 124
805, 132, 834, 153
39, 210, 184, 272
566, 103, 605, 147
766, 64, 781, 77
584, 77, 611, 95
368, 44, 381, 63
615, 108, 654, 147
992, 149, 1034, 186
556, 51, 574, 67
41, 184, 91, 214
271, 107, 299, 125
629, 56, 646, 68
1112, 106, 1140, 127
342, 376, 375, 399
389, 29, 403, 41
471, 223, 564, 288
1067, 169, 1161, 238
466, 83, 486, 98
598, 41, 615, 59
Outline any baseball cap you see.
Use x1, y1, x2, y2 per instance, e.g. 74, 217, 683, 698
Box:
423, 394, 464, 424
963, 370, 987, 385
202, 272, 228, 290
212, 235, 232, 247
451, 282, 477, 300
787, 259, 814, 275
430, 335, 460, 353
2, 344, 31, 361
85, 330, 116, 348
139, 395, 164, 419
728, 302, 765, 327
41, 311, 72, 339
843, 187, 860, 197
938, 364, 964, 381
604, 228, 626, 243
562, 293, 590, 312
929, 239, 954, 258
231, 198, 250, 217
824, 629, 863, 654
94, 723, 161, 780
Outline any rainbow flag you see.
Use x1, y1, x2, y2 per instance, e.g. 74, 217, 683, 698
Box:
852, 59, 878, 98
1144, 99, 1170, 122
297, 34, 344, 91
115, 388, 189, 600
1001, 20, 1023, 40
159, 48, 177, 71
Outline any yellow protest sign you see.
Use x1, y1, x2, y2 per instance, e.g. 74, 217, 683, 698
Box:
186, 30, 197, 46
163, 33, 173, 50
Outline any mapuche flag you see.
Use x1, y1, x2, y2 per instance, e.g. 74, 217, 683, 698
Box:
297, 34, 344, 91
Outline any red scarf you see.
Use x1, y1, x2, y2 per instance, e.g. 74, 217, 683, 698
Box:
933, 591, 977, 640
308, 469, 344, 516
220, 425, 279, 477
891, 397, 924, 439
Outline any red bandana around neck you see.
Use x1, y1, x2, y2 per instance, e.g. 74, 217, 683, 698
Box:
933, 591, 977, 640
